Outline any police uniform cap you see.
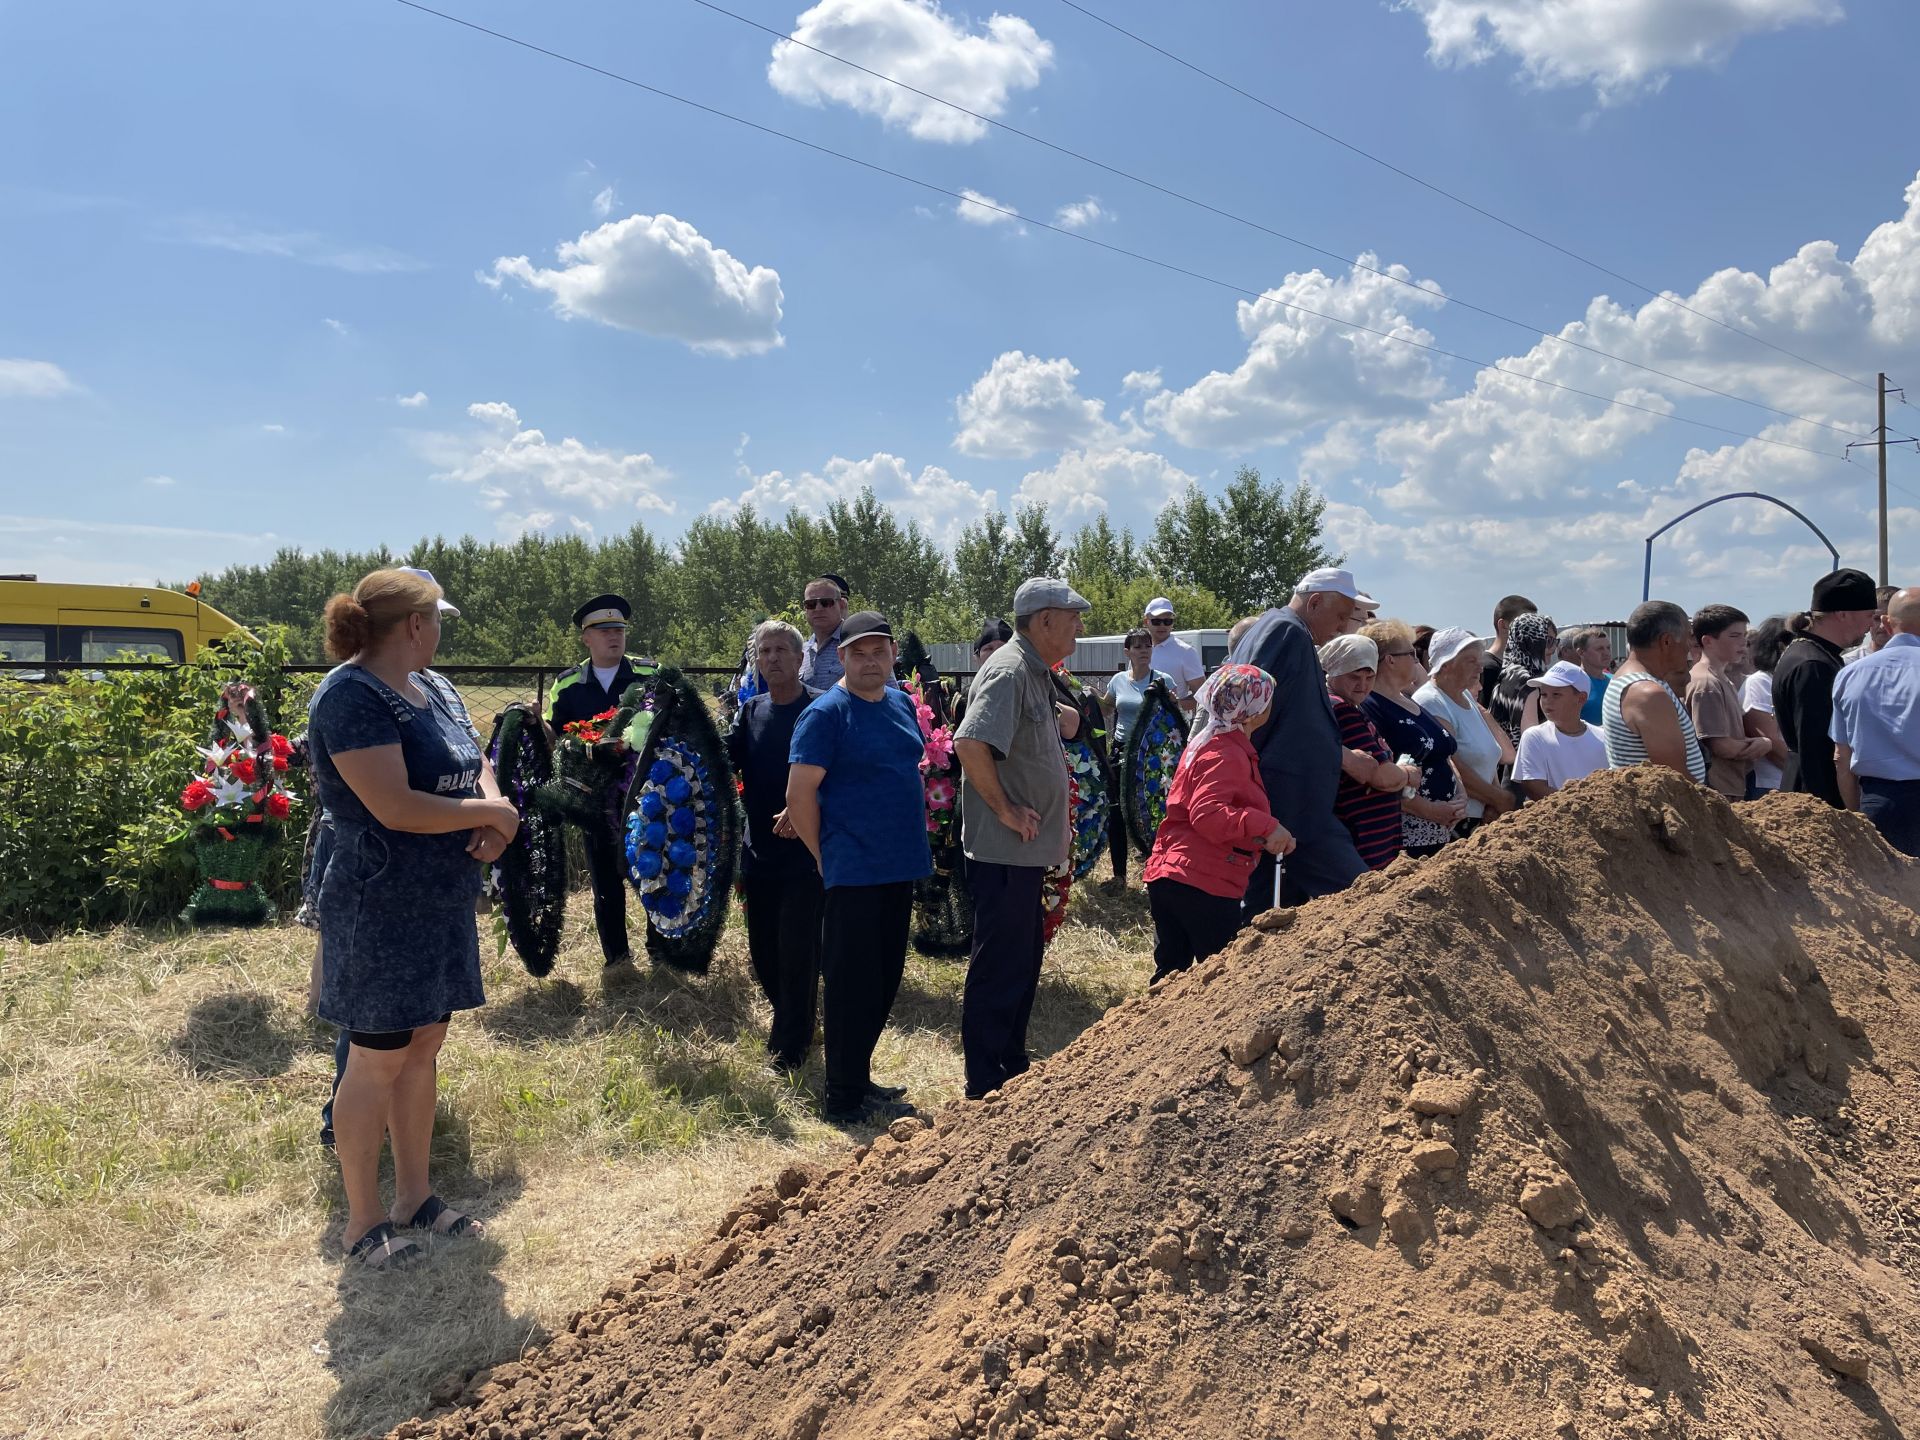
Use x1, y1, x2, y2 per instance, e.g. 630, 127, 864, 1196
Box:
573, 594, 632, 630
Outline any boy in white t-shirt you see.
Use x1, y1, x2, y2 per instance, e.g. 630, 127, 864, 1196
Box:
1514, 661, 1610, 799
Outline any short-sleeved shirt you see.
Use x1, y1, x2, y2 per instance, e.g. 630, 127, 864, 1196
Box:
1580, 671, 1611, 727
788, 684, 932, 889
1514, 721, 1609, 793
1364, 691, 1460, 850
1741, 671, 1783, 790
1149, 634, 1207, 701
1830, 633, 1920, 781
1332, 696, 1401, 870
953, 634, 1070, 869
725, 686, 822, 877
1107, 667, 1172, 748
800, 627, 844, 689
1685, 661, 1749, 800
1415, 683, 1502, 820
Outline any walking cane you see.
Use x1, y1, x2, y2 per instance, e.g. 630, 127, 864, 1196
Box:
1271, 851, 1284, 913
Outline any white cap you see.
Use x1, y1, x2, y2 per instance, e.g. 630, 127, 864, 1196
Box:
399, 566, 461, 618
1294, 567, 1376, 607
1144, 596, 1175, 618
1426, 626, 1486, 673
1527, 660, 1592, 697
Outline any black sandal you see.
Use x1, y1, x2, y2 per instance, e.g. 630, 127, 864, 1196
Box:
399, 1195, 483, 1239
347, 1220, 422, 1271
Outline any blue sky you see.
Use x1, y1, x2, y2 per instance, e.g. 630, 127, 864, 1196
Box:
3, 0, 1918, 628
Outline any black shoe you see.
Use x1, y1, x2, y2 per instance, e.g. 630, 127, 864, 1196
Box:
866, 1080, 907, 1102
770, 1053, 806, 1077
603, 951, 635, 970
824, 1095, 917, 1128
318, 1124, 335, 1149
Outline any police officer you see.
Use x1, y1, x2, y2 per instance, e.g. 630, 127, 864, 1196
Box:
546, 594, 650, 968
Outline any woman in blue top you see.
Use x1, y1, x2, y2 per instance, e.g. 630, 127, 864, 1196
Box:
307, 569, 520, 1270
1100, 627, 1172, 889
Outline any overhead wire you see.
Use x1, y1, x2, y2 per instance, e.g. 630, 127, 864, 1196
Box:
691, 0, 1863, 441
1048, 0, 1877, 396
386, 0, 1848, 467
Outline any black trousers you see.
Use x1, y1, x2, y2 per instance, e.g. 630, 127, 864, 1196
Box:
1107, 799, 1129, 883
1861, 777, 1920, 858
1147, 877, 1245, 983
743, 868, 823, 1064
581, 822, 631, 964
961, 860, 1046, 1100
820, 881, 913, 1110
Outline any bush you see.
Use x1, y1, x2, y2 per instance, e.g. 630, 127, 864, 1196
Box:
0, 630, 315, 933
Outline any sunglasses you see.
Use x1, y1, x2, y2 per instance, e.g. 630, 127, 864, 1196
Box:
802, 597, 841, 610
1147, 616, 1175, 626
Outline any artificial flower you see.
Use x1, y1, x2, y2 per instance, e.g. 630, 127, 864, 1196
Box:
208, 774, 251, 810
231, 757, 258, 784
269, 734, 293, 759
265, 792, 292, 820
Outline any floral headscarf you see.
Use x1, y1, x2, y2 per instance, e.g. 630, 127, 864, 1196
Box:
1493, 611, 1557, 746
1179, 663, 1276, 773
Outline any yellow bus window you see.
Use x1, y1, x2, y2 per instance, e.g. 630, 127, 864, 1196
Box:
80, 627, 182, 662
0, 624, 49, 664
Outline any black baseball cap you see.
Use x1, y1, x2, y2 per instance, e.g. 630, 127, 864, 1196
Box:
840, 610, 893, 644
1812, 568, 1877, 613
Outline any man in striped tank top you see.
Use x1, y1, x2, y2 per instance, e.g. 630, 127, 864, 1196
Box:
1602, 601, 1709, 784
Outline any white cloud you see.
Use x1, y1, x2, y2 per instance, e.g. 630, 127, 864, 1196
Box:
952, 350, 1145, 459
592, 185, 617, 220
159, 216, 426, 274
1120, 368, 1163, 394
1054, 197, 1106, 230
1015, 447, 1194, 522
3, 514, 278, 585
1397, 0, 1842, 101
768, 0, 1052, 143
424, 401, 676, 534
955, 189, 1019, 227
1146, 254, 1450, 451
260, 423, 285, 434
394, 391, 429, 408
716, 451, 996, 545
0, 359, 78, 398
323, 317, 350, 337
141, 475, 176, 488
488, 212, 784, 357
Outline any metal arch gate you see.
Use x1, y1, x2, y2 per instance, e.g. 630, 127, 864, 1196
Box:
1642, 490, 1841, 602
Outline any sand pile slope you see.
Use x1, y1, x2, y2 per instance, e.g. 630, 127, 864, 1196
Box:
394, 767, 1920, 1440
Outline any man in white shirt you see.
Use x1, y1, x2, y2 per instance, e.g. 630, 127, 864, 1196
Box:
1514, 662, 1609, 799
1143, 596, 1206, 714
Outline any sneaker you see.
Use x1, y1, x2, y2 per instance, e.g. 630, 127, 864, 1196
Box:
823, 1095, 917, 1128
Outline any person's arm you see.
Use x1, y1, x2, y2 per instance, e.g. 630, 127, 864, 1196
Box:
1744, 707, 1789, 768
954, 738, 1041, 842
1836, 743, 1862, 811
1181, 748, 1281, 850
1056, 702, 1081, 740
1620, 682, 1695, 777
332, 746, 519, 840
1452, 755, 1512, 814
1405, 794, 1468, 824
1517, 778, 1552, 802
1512, 731, 1551, 802
785, 763, 825, 870
1478, 702, 1517, 771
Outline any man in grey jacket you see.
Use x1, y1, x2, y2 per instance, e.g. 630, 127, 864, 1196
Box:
1227, 567, 1374, 909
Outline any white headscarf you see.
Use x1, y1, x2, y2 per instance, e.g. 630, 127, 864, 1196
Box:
1317, 634, 1378, 678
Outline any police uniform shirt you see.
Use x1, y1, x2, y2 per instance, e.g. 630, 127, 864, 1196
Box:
546, 656, 641, 731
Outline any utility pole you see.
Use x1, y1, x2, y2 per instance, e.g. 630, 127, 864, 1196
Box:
1880, 372, 1890, 586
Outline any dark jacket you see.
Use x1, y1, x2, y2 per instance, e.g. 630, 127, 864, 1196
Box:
1774, 633, 1845, 807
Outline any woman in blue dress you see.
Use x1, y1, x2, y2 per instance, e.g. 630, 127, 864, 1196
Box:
306, 569, 520, 1270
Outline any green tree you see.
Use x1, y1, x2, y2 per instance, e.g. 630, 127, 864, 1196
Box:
1063, 513, 1145, 595
1075, 575, 1234, 637
1147, 466, 1339, 615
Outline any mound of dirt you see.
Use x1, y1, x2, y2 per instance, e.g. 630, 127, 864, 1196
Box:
392, 768, 1920, 1440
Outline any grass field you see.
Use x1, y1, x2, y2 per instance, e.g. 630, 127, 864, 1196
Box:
0, 882, 1153, 1440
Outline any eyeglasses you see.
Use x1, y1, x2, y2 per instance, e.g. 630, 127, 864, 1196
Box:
1147, 616, 1174, 626
802, 597, 840, 610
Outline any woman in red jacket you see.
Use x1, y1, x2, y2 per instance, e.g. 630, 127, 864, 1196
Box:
1143, 663, 1295, 984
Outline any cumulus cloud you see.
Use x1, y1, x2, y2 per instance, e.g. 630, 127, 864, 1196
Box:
717, 450, 995, 544
768, 0, 1052, 143
488, 212, 784, 357
395, 391, 429, 408
952, 350, 1145, 459
1015, 447, 1194, 523
1397, 0, 1842, 101
425, 401, 675, 534
955, 189, 1019, 227
0, 359, 78, 398
1054, 197, 1105, 230
1146, 254, 1450, 451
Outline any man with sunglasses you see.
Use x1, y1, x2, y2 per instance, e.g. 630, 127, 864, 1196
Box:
800, 574, 852, 689
1143, 597, 1205, 715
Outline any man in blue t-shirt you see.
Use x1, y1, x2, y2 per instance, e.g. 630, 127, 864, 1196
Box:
787, 610, 932, 1125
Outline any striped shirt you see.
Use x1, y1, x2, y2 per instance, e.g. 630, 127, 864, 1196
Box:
1333, 696, 1404, 871
1601, 671, 1708, 783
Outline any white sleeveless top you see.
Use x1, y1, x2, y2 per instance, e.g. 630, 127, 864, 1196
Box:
1602, 671, 1708, 783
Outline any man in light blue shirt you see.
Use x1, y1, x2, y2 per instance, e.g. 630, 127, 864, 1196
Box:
799, 574, 849, 688
1831, 587, 1920, 856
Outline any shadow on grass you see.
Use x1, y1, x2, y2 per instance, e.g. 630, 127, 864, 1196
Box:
174, 989, 301, 1079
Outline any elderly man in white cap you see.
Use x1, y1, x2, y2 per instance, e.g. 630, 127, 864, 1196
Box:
1143, 596, 1206, 714
1226, 567, 1375, 907
954, 576, 1088, 1100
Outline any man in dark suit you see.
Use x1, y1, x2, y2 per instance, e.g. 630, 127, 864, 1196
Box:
1228, 568, 1374, 910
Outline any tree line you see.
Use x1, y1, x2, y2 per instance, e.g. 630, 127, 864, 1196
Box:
187, 467, 1339, 668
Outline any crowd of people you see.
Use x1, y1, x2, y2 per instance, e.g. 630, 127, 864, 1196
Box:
297, 559, 1918, 1271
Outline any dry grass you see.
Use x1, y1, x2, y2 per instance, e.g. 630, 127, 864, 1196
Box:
0, 880, 1152, 1440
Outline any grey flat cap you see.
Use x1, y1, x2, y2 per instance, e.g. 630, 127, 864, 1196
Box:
1013, 577, 1093, 617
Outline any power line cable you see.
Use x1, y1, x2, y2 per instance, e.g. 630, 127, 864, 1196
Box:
1049, 0, 1876, 396
387, 0, 1847, 467
694, 0, 1862, 440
